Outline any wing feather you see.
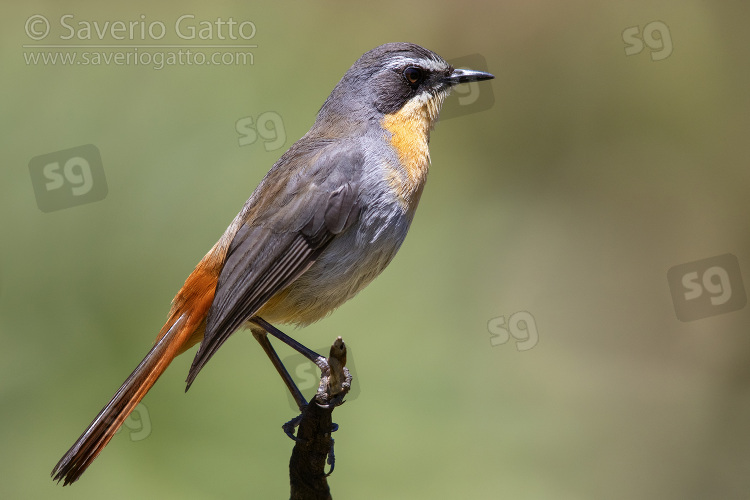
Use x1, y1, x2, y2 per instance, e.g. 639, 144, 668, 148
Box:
185, 150, 363, 389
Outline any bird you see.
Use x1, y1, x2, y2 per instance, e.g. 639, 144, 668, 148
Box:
51, 42, 494, 485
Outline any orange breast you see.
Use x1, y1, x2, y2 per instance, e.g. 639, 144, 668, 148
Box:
380, 99, 433, 210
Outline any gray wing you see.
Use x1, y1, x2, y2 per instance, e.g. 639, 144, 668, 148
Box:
185, 147, 362, 389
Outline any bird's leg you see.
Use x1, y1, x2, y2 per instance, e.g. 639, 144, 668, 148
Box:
250, 316, 329, 372
251, 318, 348, 450
250, 328, 308, 412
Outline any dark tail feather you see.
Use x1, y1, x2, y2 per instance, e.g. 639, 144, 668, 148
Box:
51, 313, 191, 485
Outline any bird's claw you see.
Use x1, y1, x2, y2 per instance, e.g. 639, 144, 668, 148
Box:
282, 413, 304, 442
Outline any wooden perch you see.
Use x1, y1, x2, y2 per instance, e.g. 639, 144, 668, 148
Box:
288, 337, 352, 500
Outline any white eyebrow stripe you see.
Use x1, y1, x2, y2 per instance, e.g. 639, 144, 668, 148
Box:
385, 56, 447, 72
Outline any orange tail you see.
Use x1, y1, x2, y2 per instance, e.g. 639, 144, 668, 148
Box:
50, 312, 194, 485
51, 248, 223, 485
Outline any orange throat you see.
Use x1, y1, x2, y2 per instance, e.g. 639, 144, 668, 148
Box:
381, 94, 443, 209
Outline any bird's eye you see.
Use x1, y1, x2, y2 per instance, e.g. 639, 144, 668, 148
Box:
403, 67, 423, 86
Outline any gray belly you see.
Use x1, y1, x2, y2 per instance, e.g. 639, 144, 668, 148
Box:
259, 198, 415, 326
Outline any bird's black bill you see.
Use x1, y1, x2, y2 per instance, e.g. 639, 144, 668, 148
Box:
444, 68, 495, 85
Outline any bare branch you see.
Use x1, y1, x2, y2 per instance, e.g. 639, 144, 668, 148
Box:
288, 337, 351, 500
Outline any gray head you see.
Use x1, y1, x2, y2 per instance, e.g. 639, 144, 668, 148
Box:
313, 42, 494, 134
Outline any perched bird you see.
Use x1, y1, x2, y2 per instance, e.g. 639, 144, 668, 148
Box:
52, 42, 494, 485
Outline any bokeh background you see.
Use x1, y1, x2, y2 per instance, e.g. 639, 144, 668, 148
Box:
3, 1, 750, 498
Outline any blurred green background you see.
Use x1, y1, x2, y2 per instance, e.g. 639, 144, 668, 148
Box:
3, 1, 750, 498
